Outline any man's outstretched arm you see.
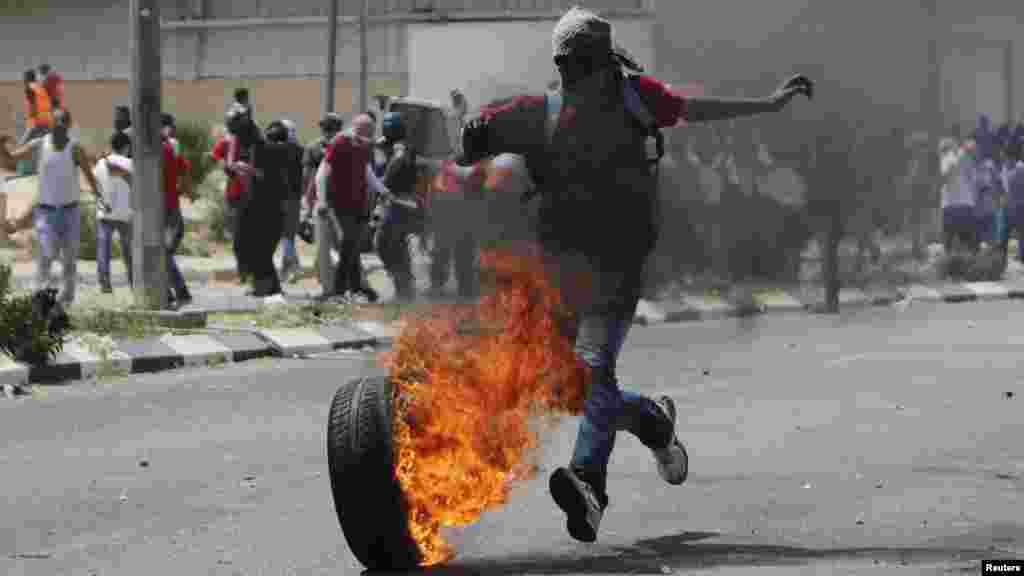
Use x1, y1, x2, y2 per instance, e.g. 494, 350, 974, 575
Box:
0, 135, 39, 170
637, 74, 814, 127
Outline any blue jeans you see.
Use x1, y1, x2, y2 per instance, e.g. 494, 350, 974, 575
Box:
96, 219, 133, 288
165, 208, 187, 295
34, 203, 80, 303
568, 259, 673, 504
278, 237, 299, 267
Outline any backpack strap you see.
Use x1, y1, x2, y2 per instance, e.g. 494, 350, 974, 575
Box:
545, 91, 563, 146
624, 75, 665, 168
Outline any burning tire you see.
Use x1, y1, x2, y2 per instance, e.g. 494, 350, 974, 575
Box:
327, 376, 421, 570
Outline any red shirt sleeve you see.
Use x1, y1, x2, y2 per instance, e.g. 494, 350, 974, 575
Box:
634, 75, 688, 128
211, 137, 228, 161
478, 95, 546, 122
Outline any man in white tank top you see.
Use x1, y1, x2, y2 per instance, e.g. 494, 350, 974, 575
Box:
0, 110, 106, 304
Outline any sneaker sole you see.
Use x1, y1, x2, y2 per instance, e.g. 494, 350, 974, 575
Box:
549, 469, 598, 543
656, 396, 689, 485
658, 440, 689, 485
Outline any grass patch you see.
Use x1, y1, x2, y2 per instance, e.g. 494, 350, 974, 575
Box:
70, 308, 165, 340
208, 299, 418, 331
209, 300, 354, 330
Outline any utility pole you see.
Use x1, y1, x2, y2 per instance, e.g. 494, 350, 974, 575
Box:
130, 0, 167, 310
359, 0, 369, 113
924, 0, 942, 257
324, 0, 338, 116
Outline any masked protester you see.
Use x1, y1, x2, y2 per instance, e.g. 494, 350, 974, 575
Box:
304, 113, 344, 294
314, 114, 389, 302
447, 6, 813, 543
375, 112, 420, 301
226, 106, 294, 297
275, 118, 305, 283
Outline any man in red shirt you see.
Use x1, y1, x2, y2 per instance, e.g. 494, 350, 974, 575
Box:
315, 114, 378, 300
210, 130, 247, 281
162, 127, 193, 307
455, 6, 812, 543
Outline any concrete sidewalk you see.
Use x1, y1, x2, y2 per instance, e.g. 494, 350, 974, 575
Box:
2, 251, 386, 290
0, 318, 398, 388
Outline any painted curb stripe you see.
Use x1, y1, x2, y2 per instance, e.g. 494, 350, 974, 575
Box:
751, 291, 805, 312
257, 329, 333, 356
160, 335, 234, 368
0, 362, 29, 386
905, 284, 943, 301
213, 332, 275, 363
116, 339, 185, 375
316, 325, 378, 349
681, 295, 735, 319
937, 284, 978, 303
353, 321, 400, 343
964, 282, 1010, 300
61, 342, 104, 380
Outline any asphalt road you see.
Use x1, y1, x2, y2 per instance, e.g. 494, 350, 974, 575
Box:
2, 299, 1024, 575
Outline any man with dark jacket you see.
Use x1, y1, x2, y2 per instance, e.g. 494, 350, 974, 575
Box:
452, 6, 813, 543
376, 112, 419, 301
225, 106, 294, 297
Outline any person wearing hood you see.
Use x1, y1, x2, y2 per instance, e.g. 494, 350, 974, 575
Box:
303, 113, 345, 293
449, 6, 813, 543
375, 112, 420, 301
225, 108, 294, 297
275, 118, 305, 283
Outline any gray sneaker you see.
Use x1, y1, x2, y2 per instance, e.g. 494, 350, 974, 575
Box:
653, 396, 688, 485
549, 467, 604, 543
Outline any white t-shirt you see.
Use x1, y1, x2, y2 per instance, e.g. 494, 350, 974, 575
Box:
34, 135, 80, 207
93, 154, 134, 222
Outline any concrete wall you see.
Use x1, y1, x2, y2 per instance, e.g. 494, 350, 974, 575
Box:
653, 0, 1024, 132
407, 16, 655, 109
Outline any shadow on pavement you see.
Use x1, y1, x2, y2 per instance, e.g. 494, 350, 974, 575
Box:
367, 531, 1001, 575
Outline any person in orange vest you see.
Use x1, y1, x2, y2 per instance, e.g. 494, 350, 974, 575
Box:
38, 64, 65, 111
20, 69, 52, 146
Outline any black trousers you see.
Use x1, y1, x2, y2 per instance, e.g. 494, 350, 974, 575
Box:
227, 196, 248, 279
241, 199, 284, 296
332, 210, 368, 296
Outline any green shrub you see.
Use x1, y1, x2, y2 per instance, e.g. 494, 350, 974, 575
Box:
198, 170, 230, 243
0, 263, 68, 366
175, 120, 217, 192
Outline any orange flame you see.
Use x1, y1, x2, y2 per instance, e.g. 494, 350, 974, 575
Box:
381, 244, 588, 566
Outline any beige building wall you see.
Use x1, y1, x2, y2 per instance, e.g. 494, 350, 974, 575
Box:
1, 76, 405, 150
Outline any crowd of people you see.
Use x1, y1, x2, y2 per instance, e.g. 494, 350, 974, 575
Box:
939, 115, 1024, 267
0, 70, 485, 308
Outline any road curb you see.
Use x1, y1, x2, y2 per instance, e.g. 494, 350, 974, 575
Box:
633, 280, 1024, 326
13, 321, 395, 386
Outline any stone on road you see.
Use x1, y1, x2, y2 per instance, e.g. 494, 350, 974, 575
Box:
2, 300, 1023, 575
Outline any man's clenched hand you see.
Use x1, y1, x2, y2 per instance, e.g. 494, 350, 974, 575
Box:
771, 74, 814, 110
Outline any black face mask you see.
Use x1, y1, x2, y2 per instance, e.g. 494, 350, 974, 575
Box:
555, 51, 614, 89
